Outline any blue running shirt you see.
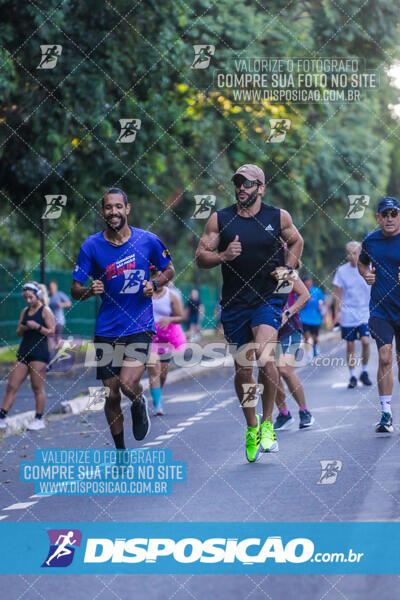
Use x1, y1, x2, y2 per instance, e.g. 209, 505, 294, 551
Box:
299, 286, 325, 326
359, 229, 400, 321
72, 227, 171, 336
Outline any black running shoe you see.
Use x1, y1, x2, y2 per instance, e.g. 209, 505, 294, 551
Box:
360, 371, 372, 386
130, 395, 151, 441
299, 409, 315, 429
348, 376, 357, 389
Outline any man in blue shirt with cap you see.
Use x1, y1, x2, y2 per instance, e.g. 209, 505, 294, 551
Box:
358, 197, 400, 433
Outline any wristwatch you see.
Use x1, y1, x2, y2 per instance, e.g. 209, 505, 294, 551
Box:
284, 309, 291, 319
152, 281, 159, 291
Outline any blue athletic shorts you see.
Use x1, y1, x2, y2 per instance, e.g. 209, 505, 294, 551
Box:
221, 300, 283, 348
278, 330, 303, 356
341, 323, 369, 341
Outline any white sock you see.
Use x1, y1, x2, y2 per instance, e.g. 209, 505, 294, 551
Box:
349, 368, 356, 377
379, 396, 392, 414
361, 364, 367, 373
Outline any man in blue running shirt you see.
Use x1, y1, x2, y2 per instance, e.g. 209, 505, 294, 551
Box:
358, 197, 400, 434
71, 188, 174, 449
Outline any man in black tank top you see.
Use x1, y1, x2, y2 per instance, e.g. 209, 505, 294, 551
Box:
196, 164, 303, 462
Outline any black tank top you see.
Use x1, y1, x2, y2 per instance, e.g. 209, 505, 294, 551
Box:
18, 305, 49, 358
217, 203, 285, 310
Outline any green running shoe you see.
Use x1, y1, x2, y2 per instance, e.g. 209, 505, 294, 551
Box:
245, 414, 261, 463
260, 419, 279, 453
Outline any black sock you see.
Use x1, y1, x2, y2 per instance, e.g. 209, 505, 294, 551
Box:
112, 430, 126, 450
35, 413, 42, 420
0, 408, 8, 419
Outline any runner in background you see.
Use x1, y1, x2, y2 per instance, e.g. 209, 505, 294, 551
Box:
148, 267, 186, 416
332, 241, 371, 389
0, 282, 55, 431
48, 280, 72, 349
186, 289, 204, 341
300, 276, 326, 362
274, 261, 314, 430
358, 197, 400, 433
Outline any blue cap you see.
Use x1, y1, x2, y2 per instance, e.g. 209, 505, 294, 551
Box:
377, 197, 400, 213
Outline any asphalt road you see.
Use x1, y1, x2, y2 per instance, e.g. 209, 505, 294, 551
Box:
1, 335, 400, 598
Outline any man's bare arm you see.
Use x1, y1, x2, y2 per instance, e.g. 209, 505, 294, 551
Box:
153, 262, 175, 287
280, 209, 303, 268
71, 280, 103, 301
195, 213, 223, 269
332, 284, 342, 321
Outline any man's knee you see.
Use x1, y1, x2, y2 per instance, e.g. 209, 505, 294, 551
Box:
379, 347, 392, 368
120, 378, 141, 396
234, 367, 253, 384
105, 390, 122, 407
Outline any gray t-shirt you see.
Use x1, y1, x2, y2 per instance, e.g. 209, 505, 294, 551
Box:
49, 290, 70, 326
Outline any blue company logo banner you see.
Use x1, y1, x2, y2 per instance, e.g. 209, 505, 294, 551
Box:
0, 522, 400, 574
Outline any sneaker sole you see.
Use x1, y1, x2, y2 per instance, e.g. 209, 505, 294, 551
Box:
131, 398, 151, 441
299, 416, 315, 429
274, 418, 295, 431
375, 424, 394, 433
260, 442, 279, 453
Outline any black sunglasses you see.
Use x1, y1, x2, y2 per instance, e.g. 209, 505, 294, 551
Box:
381, 209, 399, 218
233, 176, 261, 189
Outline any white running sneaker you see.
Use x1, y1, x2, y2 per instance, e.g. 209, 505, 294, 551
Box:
0, 418, 8, 430
27, 418, 45, 431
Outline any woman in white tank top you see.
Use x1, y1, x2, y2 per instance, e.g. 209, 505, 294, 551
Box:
148, 269, 186, 415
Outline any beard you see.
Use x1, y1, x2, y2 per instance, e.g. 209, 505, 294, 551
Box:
235, 187, 259, 208
105, 215, 126, 231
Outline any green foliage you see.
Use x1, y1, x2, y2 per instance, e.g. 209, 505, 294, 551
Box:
1, 0, 400, 291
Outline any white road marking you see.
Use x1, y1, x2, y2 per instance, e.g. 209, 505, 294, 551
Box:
166, 428, 184, 433
155, 434, 175, 440
29, 494, 52, 498
186, 416, 203, 421
165, 393, 208, 404
0, 515, 8, 520
331, 382, 362, 388
4, 501, 38, 510
177, 422, 194, 427
317, 425, 353, 433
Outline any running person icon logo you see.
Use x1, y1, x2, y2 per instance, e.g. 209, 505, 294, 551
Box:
120, 269, 145, 294
192, 195, 216, 219
266, 119, 291, 143
191, 45, 215, 69
240, 383, 264, 407
37, 45, 62, 69
345, 195, 370, 219
273, 267, 299, 295
47, 336, 81, 372
317, 460, 342, 484
42, 195, 67, 220
87, 386, 110, 411
41, 529, 82, 567
116, 119, 141, 143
